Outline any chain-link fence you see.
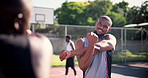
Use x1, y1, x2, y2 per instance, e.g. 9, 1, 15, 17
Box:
31, 24, 148, 63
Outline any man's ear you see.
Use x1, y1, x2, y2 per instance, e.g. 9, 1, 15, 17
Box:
95, 22, 98, 31
14, 22, 20, 30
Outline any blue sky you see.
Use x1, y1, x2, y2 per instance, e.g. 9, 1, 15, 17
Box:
32, 0, 147, 10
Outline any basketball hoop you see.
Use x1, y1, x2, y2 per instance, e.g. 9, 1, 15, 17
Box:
30, 7, 54, 25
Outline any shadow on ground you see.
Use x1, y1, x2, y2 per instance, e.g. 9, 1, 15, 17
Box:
112, 64, 148, 78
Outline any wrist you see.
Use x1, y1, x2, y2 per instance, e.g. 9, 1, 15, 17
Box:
88, 40, 97, 43
88, 42, 96, 47
70, 50, 74, 56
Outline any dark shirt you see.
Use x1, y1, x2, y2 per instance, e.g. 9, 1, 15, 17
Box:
0, 34, 35, 78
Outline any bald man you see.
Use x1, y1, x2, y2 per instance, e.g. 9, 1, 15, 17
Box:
60, 16, 116, 78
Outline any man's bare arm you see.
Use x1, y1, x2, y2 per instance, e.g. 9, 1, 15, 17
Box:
94, 34, 116, 55
60, 34, 116, 61
70, 42, 75, 50
59, 38, 87, 61
76, 32, 98, 71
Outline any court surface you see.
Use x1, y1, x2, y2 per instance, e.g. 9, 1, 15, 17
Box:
50, 62, 148, 78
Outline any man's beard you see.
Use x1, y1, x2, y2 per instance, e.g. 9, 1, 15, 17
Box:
94, 31, 105, 38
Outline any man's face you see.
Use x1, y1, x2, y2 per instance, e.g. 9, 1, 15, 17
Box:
95, 18, 111, 34
65, 38, 69, 42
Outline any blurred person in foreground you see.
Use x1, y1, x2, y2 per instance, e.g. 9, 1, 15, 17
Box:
60, 16, 116, 78
0, 0, 53, 78
64, 35, 77, 78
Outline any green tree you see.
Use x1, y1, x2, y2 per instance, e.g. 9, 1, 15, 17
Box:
86, 0, 113, 25
55, 0, 113, 26
54, 1, 89, 25
126, 6, 141, 24
54, 0, 129, 27
140, 1, 148, 23
106, 12, 127, 27
112, 1, 129, 17
126, 1, 147, 24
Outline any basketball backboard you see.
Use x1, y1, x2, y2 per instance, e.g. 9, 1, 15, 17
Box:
30, 6, 54, 25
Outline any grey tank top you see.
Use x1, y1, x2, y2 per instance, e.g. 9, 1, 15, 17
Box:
83, 38, 108, 78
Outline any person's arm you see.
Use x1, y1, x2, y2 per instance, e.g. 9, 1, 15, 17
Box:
76, 32, 98, 71
76, 40, 95, 71
70, 41, 75, 50
93, 34, 116, 55
59, 38, 101, 61
59, 38, 87, 61
75, 38, 86, 65
29, 33, 53, 78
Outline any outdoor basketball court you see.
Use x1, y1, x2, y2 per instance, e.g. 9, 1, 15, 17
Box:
30, 6, 148, 78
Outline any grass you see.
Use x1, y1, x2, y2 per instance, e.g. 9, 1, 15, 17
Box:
51, 51, 148, 67
51, 54, 78, 67
112, 51, 148, 63
51, 54, 66, 67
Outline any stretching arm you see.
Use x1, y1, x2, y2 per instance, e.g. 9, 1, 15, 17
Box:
59, 38, 87, 61
94, 34, 116, 54
77, 32, 98, 71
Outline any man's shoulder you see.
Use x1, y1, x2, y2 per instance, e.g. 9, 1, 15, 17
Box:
76, 38, 85, 43
70, 40, 74, 44
28, 33, 50, 43
104, 34, 116, 40
28, 33, 52, 52
105, 34, 115, 37
75, 37, 85, 47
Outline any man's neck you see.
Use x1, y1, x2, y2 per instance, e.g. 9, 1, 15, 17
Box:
94, 31, 105, 38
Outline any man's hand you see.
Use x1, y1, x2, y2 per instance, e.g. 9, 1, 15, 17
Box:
59, 50, 72, 61
86, 32, 98, 44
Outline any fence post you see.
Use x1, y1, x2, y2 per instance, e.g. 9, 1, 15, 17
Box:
141, 28, 144, 51
121, 28, 124, 63
121, 28, 127, 63
124, 28, 127, 63
121, 28, 123, 52
32, 24, 35, 33
65, 25, 67, 36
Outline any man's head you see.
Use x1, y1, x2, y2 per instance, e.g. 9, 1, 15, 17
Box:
95, 16, 112, 35
0, 0, 32, 34
65, 35, 72, 42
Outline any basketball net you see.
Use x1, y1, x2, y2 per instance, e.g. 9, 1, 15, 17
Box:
39, 22, 46, 29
